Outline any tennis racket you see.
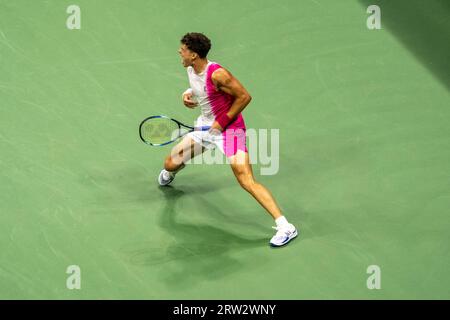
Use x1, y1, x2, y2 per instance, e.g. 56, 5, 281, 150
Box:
139, 115, 210, 146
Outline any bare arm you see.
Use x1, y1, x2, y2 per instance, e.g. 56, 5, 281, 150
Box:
210, 68, 252, 131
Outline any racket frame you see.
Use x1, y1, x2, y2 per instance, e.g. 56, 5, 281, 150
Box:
139, 115, 210, 146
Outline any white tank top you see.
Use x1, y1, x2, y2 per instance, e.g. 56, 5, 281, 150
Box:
186, 60, 245, 130
187, 60, 215, 125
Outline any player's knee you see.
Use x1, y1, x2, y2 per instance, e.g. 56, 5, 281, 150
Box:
237, 174, 255, 192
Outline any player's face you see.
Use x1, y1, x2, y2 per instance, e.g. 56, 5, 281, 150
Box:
178, 44, 196, 67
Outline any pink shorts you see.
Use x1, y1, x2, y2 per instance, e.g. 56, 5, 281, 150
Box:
187, 117, 247, 157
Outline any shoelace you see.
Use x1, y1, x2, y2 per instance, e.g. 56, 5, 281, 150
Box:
272, 226, 292, 238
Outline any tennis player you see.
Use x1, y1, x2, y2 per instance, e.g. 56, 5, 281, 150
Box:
158, 32, 297, 247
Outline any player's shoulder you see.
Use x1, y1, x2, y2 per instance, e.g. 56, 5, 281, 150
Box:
209, 61, 222, 70
211, 65, 230, 81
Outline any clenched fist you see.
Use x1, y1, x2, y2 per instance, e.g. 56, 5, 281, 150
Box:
182, 92, 198, 108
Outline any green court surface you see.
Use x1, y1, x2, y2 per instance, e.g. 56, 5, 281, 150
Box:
0, 0, 449, 299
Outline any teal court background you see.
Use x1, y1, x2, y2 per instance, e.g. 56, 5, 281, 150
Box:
0, 0, 449, 299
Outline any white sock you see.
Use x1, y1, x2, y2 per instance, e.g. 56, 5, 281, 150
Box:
166, 169, 176, 176
275, 216, 289, 228
165, 167, 181, 176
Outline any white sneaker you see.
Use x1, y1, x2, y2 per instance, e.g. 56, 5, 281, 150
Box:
158, 169, 175, 186
269, 223, 298, 247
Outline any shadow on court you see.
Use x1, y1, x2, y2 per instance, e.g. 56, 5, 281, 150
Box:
124, 176, 269, 288
359, 0, 450, 89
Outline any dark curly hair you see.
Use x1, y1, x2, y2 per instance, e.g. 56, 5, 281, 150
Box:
180, 32, 211, 58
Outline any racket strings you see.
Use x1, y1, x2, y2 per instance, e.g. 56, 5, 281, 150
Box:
141, 118, 180, 145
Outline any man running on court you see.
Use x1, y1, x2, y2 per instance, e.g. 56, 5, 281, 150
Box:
158, 32, 298, 247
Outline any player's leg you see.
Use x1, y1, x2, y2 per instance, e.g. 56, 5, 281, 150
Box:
229, 150, 298, 247
164, 135, 204, 171
158, 135, 205, 185
229, 150, 282, 219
